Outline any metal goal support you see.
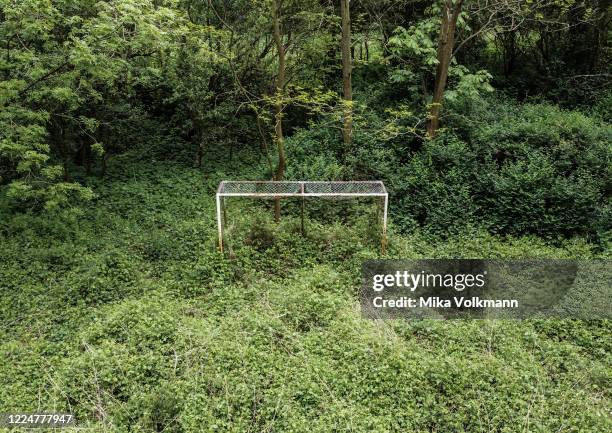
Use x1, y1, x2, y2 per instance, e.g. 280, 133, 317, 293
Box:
216, 180, 389, 254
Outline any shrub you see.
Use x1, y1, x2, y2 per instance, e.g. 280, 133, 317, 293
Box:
285, 96, 611, 244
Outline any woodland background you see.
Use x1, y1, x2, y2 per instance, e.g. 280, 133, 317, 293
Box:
0, 1, 611, 432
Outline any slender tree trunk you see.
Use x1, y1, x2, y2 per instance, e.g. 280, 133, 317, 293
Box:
427, 0, 463, 138
272, 0, 286, 222
503, 32, 516, 77
76, 138, 85, 166
255, 114, 274, 179
340, 0, 353, 148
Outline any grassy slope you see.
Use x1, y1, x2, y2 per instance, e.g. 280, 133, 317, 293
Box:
0, 148, 610, 432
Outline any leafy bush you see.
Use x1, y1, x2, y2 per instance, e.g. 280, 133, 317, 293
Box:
390, 134, 478, 234
286, 96, 611, 244
460, 98, 611, 241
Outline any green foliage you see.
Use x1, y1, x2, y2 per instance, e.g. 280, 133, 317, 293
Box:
393, 135, 478, 234
1, 152, 610, 431
388, 11, 494, 107
0, 0, 191, 210
285, 95, 610, 244
0, 104, 93, 210
0, 0, 611, 431
591, 91, 612, 123
451, 97, 611, 241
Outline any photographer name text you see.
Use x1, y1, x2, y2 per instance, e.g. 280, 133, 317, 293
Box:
372, 296, 518, 309
371, 271, 518, 309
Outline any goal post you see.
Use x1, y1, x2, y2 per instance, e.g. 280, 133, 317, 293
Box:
216, 180, 389, 254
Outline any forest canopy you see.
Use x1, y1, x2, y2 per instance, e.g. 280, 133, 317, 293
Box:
1, 0, 610, 243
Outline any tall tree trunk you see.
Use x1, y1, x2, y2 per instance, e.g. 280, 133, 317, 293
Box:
255, 114, 274, 179
272, 0, 286, 222
340, 0, 353, 148
101, 152, 110, 178
427, 0, 463, 138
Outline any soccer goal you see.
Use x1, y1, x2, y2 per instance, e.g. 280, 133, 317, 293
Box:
215, 180, 389, 254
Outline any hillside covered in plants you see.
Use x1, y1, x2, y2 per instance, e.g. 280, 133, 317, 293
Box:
1, 1, 610, 432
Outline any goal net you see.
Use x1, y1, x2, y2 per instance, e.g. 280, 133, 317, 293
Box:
216, 180, 388, 253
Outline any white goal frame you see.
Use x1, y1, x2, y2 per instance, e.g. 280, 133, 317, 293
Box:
216, 180, 389, 253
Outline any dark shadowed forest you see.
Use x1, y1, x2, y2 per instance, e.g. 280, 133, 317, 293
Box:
1, 1, 611, 432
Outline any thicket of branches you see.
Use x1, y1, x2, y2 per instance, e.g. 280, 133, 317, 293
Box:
1, 0, 610, 237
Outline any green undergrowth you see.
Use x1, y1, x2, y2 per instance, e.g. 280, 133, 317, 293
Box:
0, 151, 610, 432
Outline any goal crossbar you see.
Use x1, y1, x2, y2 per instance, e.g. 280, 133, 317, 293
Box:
216, 180, 389, 253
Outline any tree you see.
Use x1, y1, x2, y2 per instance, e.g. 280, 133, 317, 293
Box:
0, 0, 185, 210
425, 0, 573, 136
427, 0, 464, 137
271, 0, 286, 222
340, 0, 353, 147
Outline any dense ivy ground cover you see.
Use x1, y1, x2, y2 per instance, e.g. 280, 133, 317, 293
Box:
0, 146, 610, 433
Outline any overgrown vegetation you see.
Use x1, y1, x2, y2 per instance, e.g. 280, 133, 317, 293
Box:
1, 148, 610, 432
286, 96, 611, 242
1, 0, 610, 431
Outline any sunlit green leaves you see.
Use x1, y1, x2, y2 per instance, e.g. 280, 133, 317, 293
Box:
0, 0, 192, 211
445, 67, 494, 101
